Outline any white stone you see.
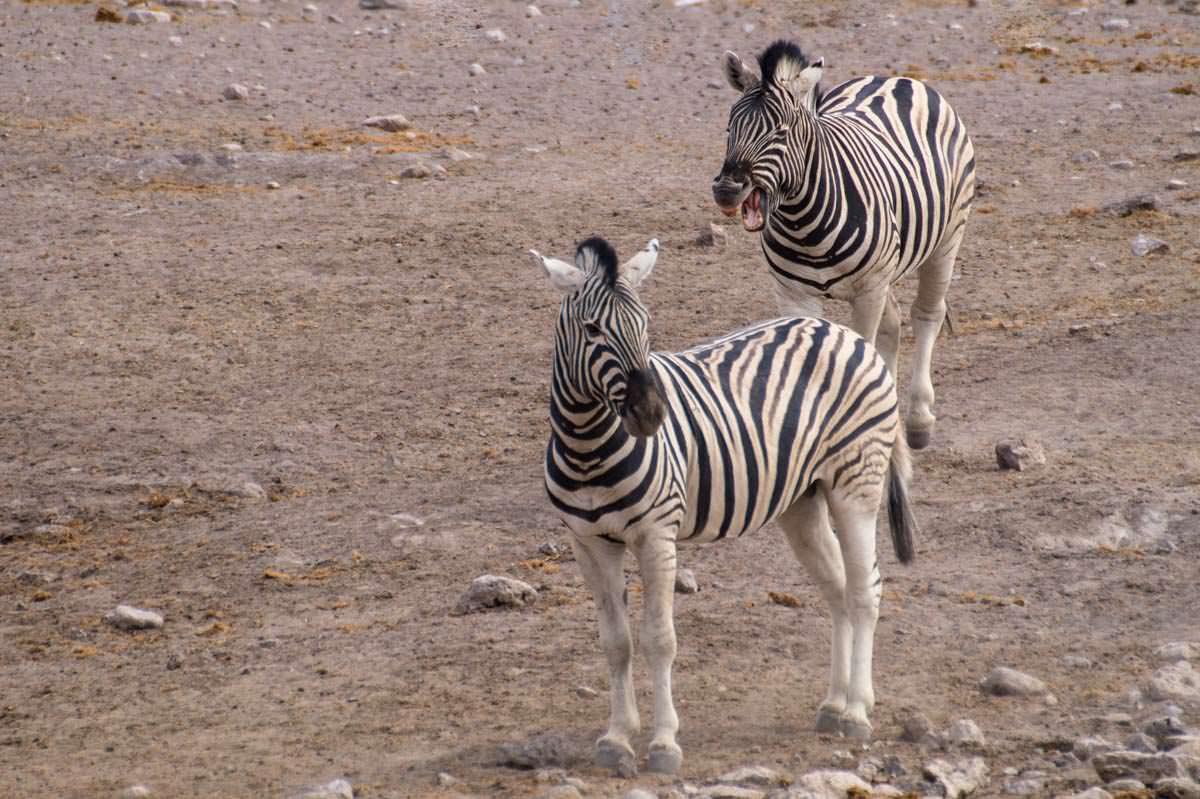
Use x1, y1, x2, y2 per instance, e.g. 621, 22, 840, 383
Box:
982, 667, 1047, 696
219, 142, 243, 152
1093, 751, 1184, 783
364, 114, 410, 132
947, 719, 986, 746
239, 481, 266, 499
1148, 661, 1200, 704
223, 83, 249, 101
126, 9, 171, 23
923, 757, 990, 799
1064, 655, 1095, 669
469, 63, 487, 77
1158, 643, 1200, 662
1071, 149, 1100, 164
266, 181, 280, 190
526, 5, 542, 17
675, 568, 699, 594
1060, 789, 1112, 799
453, 575, 537, 615
107, 605, 164, 631
168, 35, 183, 45
539, 786, 582, 799
435, 772, 457, 787
437, 147, 474, 162
258, 20, 271, 29
1075, 736, 1118, 761
575, 685, 598, 699
696, 786, 762, 799
327, 14, 342, 22
292, 779, 353, 799
485, 28, 506, 42
719, 766, 782, 786
359, 0, 405, 8
303, 3, 318, 12
119, 787, 152, 799
1167, 179, 1189, 190
793, 770, 872, 798
1132, 234, 1169, 257
624, 790, 657, 799
1101, 18, 1131, 31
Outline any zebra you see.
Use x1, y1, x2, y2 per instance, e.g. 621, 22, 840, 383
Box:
712, 40, 976, 450
528, 235, 917, 776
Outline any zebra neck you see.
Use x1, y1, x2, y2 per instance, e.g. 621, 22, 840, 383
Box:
773, 118, 855, 243
548, 377, 645, 471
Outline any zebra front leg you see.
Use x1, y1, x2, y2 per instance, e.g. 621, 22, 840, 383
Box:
571, 533, 640, 776
907, 234, 962, 448
633, 530, 682, 774
874, 290, 902, 378
774, 278, 824, 320
826, 489, 884, 740
777, 487, 850, 735
848, 286, 889, 346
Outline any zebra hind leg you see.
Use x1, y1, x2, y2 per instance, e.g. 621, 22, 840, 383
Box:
907, 232, 964, 449
571, 534, 640, 776
777, 487, 851, 735
874, 289, 902, 378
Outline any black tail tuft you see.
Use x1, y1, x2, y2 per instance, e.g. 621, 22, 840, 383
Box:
886, 456, 917, 565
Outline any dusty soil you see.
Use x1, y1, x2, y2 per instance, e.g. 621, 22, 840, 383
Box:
2, 0, 1199, 797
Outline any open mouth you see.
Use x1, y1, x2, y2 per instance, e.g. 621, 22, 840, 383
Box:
740, 187, 765, 232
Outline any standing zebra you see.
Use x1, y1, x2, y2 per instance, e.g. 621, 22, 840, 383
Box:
713, 40, 976, 449
529, 235, 917, 775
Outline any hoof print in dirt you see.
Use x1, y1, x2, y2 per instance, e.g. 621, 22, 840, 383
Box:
453, 574, 537, 616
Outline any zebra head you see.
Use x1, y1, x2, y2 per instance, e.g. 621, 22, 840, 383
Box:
530, 236, 666, 439
713, 40, 824, 232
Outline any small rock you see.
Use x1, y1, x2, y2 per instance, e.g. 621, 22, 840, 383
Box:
119, 787, 152, 799
537, 541, 567, 557
398, 163, 433, 180
1076, 736, 1118, 761
1148, 662, 1200, 705
575, 686, 598, 699
1101, 18, 1130, 30
258, 20, 271, 29
698, 222, 728, 248
126, 9, 171, 23
1071, 149, 1100, 164
326, 13, 342, 22
858, 755, 907, 782
1003, 775, 1045, 796
1168, 179, 1189, 190
485, 28, 506, 42
266, 181, 280, 190
359, 0, 405, 8
168, 34, 183, 45
435, 772, 457, 787
1174, 152, 1200, 163
719, 766, 783, 786
922, 757, 990, 799
696, 786, 763, 799
438, 147, 476, 162
1109, 160, 1135, 170
526, 5, 542, 17
364, 114, 410, 132
291, 778, 353, 799
166, 652, 183, 670
454, 575, 537, 615
1107, 102, 1124, 112
469, 63, 487, 77
302, 2, 317, 11
1107, 779, 1147, 792
540, 786, 582, 799
1131, 234, 1169, 257
624, 790, 657, 799
499, 735, 569, 770
946, 719, 986, 747
238, 481, 267, 499
465, 104, 482, 118
1093, 750, 1184, 783
1154, 777, 1200, 799
1146, 716, 1188, 745
223, 83, 249, 101
106, 605, 164, 631
675, 568, 699, 594
1061, 789, 1112, 799
95, 6, 124, 22
897, 708, 938, 744
995, 439, 1046, 472
791, 770, 871, 798
1065, 656, 1095, 671
1103, 193, 1158, 216
1127, 733, 1159, 753
1158, 643, 1200, 662
982, 666, 1047, 697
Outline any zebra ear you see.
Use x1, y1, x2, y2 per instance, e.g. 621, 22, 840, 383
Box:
722, 50, 760, 93
620, 238, 659, 289
786, 59, 823, 104
530, 249, 586, 293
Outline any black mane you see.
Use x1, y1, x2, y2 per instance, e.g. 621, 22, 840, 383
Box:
576, 236, 619, 287
757, 40, 810, 86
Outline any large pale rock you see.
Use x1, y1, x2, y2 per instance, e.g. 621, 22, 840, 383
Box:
1075, 736, 1118, 761
1154, 777, 1200, 799
1157, 643, 1200, 662
982, 666, 1047, 697
1092, 750, 1184, 783
697, 786, 763, 799
106, 605, 164, 631
453, 575, 537, 615
291, 779, 353, 799
1059, 790, 1112, 799
792, 770, 873, 798
675, 568, 699, 594
126, 9, 171, 23
364, 114, 410, 132
923, 757, 989, 798
1149, 662, 1200, 705
1132, 234, 1169, 257
719, 766, 783, 786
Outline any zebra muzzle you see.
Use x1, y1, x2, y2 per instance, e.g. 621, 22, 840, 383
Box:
621, 368, 666, 438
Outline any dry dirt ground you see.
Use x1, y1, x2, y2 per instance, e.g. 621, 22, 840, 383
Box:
2, 0, 1200, 797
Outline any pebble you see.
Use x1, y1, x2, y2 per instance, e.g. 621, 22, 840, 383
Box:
719, 766, 783, 786
499, 734, 568, 769
327, 13, 342, 22
946, 719, 986, 746
995, 439, 1046, 472
168, 35, 182, 45
223, 83, 249, 101
1148, 661, 1200, 704
1093, 751, 1185, 783
791, 770, 873, 798
1107, 779, 1146, 792
1002, 775, 1045, 795
119, 787, 152, 799
258, 20, 271, 29
526, 5, 542, 17
1109, 160, 1135, 170
1076, 737, 1118, 761
364, 114, 410, 133
695, 786, 762, 799
1103, 193, 1158, 216
624, 790, 656, 799
266, 181, 280, 190
699, 222, 729, 248
1107, 102, 1123, 111
1127, 732, 1159, 753
922, 757, 990, 799
126, 9, 171, 23
1175, 152, 1200, 163
675, 568, 699, 594
291, 779, 352, 799
539, 786, 582, 799
238, 481, 267, 499
898, 708, 938, 744
1155, 777, 1200, 799
438, 147, 476, 162
1167, 179, 1189, 190
982, 666, 1047, 697
485, 29, 507, 43
575, 686, 598, 699
465, 104, 482, 118
1101, 18, 1131, 30
1158, 643, 1200, 662
453, 574, 537, 615
1062, 790, 1112, 799
469, 63, 487, 77
398, 163, 433, 180
302, 2, 317, 11
1131, 234, 1170, 257
359, 0, 405, 8
107, 605, 164, 631
435, 772, 457, 787
1065, 655, 1096, 670
1071, 149, 1100, 164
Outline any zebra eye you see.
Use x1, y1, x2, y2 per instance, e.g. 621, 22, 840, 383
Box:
583, 320, 605, 341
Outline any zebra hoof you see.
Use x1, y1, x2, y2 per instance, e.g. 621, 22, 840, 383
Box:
842, 718, 873, 741
596, 739, 637, 777
815, 708, 843, 734
647, 744, 683, 775
906, 427, 931, 450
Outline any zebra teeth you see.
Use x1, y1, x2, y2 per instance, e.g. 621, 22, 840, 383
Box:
741, 188, 765, 232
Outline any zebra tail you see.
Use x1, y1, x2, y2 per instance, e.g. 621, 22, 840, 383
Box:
886, 427, 918, 564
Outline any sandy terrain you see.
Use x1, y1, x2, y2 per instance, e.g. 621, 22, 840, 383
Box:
2, 0, 1199, 797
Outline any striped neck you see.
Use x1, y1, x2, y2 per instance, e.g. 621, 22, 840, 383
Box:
549, 366, 632, 462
